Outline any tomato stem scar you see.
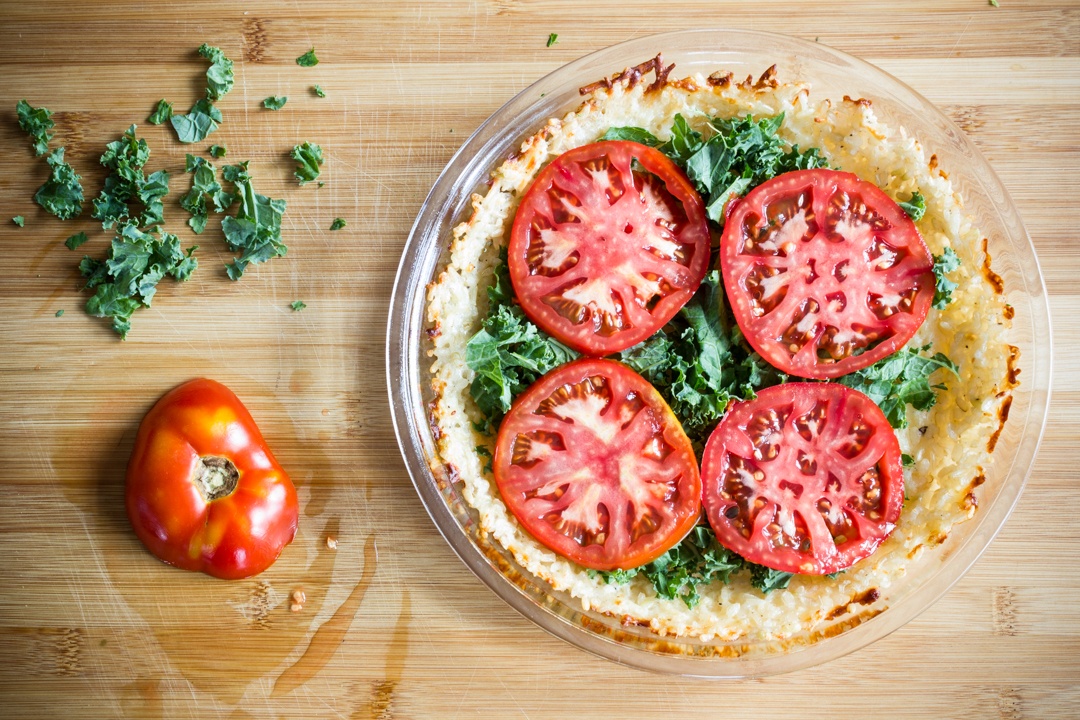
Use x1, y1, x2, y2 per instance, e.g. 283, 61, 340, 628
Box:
194, 455, 240, 501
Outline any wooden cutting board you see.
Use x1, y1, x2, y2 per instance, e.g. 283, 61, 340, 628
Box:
1, 1, 1077, 717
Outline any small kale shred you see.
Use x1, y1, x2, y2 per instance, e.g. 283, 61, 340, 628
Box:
180, 155, 234, 234
464, 251, 578, 429
296, 48, 319, 67
79, 223, 198, 339
899, 190, 926, 222
198, 43, 235, 101
838, 344, 959, 429
598, 525, 799, 605
220, 161, 287, 280
546, 33, 559, 47
171, 98, 223, 144
749, 565, 794, 593
901, 452, 915, 468
932, 246, 961, 309
602, 112, 828, 224
262, 95, 288, 110
621, 270, 786, 447
12, 216, 24, 227
599, 526, 744, 608
312, 84, 326, 98
169, 45, 234, 144
65, 231, 88, 250
291, 142, 324, 185
16, 100, 54, 156
92, 125, 170, 230
34, 148, 85, 220
209, 144, 227, 158
147, 99, 173, 125
290, 300, 306, 311
329, 217, 346, 231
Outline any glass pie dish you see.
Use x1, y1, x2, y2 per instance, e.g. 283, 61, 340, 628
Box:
386, 28, 1051, 676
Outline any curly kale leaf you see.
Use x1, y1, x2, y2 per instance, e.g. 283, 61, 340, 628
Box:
838, 344, 959, 428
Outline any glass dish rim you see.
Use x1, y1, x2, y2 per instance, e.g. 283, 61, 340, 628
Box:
386, 27, 1053, 677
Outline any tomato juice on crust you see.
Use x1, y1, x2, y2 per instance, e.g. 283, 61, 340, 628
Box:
424, 60, 1016, 643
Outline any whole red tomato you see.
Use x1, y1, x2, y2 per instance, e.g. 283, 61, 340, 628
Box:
125, 378, 299, 579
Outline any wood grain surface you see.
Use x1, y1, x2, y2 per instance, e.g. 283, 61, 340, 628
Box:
1, 1, 1077, 718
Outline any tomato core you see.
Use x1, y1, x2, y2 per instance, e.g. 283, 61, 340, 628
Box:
194, 455, 240, 501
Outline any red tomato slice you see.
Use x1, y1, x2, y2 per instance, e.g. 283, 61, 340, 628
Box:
701, 382, 903, 575
508, 140, 711, 356
493, 358, 701, 570
721, 169, 934, 379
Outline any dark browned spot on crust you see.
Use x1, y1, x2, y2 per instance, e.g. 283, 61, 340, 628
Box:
981, 237, 1005, 294
853, 588, 880, 606
754, 65, 778, 90
1005, 344, 1021, 388
907, 543, 924, 559
578, 54, 674, 96
830, 587, 880, 619
932, 532, 948, 546
843, 95, 872, 108
928, 154, 939, 172
428, 400, 443, 441
962, 492, 978, 512
987, 395, 1013, 453
708, 70, 733, 88
1003, 304, 1015, 320
425, 323, 441, 340
242, 17, 268, 63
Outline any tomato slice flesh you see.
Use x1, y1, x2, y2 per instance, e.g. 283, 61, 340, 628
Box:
701, 382, 903, 575
721, 169, 934, 379
509, 141, 710, 356
493, 358, 702, 571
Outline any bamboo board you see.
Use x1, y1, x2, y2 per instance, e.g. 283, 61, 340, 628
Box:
1, 1, 1078, 717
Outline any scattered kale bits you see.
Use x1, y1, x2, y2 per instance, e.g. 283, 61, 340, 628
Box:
34, 148, 85, 220
65, 231, 89, 250
312, 85, 326, 98
329, 217, 346, 231
290, 300, 306, 311
80, 224, 198, 339
296, 48, 319, 67
932, 247, 961, 309
262, 96, 287, 110
16, 100, 54, 156
899, 191, 927, 222
180, 155, 234, 234
92, 125, 170, 230
147, 99, 173, 125
209, 144, 227, 158
220, 162, 287, 280
838, 345, 959, 429
546, 33, 558, 47
291, 142, 324, 185
601, 112, 828, 224
12, 216, 25, 227
169, 45, 234, 143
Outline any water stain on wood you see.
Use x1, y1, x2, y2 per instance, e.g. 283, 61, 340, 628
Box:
272, 534, 378, 698
120, 677, 162, 718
